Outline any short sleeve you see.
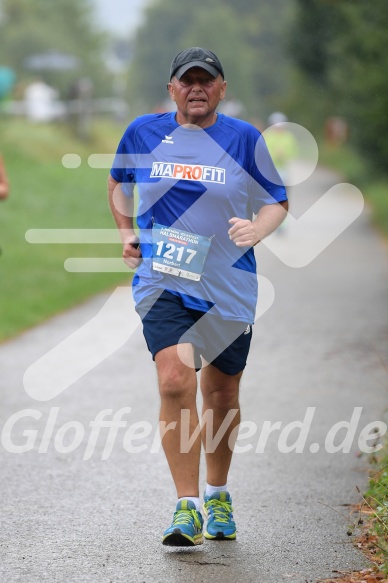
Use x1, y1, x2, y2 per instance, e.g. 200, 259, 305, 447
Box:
110, 126, 136, 198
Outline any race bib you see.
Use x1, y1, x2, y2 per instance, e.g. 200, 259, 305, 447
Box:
152, 223, 212, 281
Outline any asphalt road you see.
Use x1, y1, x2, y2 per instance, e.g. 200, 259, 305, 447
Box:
1, 164, 387, 583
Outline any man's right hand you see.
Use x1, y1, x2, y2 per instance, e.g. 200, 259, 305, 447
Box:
123, 235, 142, 269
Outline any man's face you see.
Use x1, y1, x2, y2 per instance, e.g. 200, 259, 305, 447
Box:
168, 66, 227, 127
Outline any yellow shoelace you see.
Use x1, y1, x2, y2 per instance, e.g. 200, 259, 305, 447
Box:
204, 499, 233, 523
173, 509, 201, 529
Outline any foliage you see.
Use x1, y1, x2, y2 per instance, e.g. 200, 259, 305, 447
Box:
329, 1, 388, 175
128, 0, 293, 120
289, 0, 341, 85
289, 0, 388, 175
0, 0, 113, 98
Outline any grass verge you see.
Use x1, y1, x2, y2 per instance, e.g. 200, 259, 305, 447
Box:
360, 441, 388, 576
0, 117, 132, 342
316, 441, 388, 582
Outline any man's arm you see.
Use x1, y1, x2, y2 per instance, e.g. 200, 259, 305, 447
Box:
228, 200, 288, 247
108, 175, 142, 268
0, 155, 10, 200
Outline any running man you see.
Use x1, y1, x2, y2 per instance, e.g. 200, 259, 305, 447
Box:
108, 47, 288, 546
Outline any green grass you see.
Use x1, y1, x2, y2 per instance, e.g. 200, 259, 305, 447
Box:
364, 439, 388, 575
362, 181, 388, 237
0, 117, 132, 342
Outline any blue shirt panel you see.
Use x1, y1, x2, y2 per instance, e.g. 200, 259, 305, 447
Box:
110, 112, 287, 322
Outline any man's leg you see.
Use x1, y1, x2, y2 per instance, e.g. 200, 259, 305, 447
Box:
155, 343, 200, 497
157, 343, 204, 546
200, 364, 242, 485
200, 364, 241, 540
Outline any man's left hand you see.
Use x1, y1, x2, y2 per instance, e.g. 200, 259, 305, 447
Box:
228, 217, 259, 247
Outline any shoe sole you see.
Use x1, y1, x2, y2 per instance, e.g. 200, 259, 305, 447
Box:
204, 530, 236, 540
162, 529, 204, 547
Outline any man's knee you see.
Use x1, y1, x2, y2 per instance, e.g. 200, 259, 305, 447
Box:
214, 388, 240, 412
156, 345, 197, 400
201, 367, 241, 411
158, 368, 196, 399
202, 382, 239, 412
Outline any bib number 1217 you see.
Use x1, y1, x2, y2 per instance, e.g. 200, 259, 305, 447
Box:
152, 223, 211, 281
154, 241, 197, 264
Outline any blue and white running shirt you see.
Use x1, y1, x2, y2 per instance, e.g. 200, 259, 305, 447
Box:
110, 112, 287, 323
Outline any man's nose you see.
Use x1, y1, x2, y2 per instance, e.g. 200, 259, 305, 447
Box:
190, 80, 204, 90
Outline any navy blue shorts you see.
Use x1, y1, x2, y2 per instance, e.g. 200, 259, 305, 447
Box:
135, 290, 252, 376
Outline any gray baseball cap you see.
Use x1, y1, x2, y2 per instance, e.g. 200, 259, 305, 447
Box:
170, 47, 224, 80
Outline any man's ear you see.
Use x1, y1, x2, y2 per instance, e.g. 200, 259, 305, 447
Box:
220, 80, 227, 101
167, 82, 175, 101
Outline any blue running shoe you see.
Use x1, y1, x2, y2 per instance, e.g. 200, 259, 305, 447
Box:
162, 500, 204, 546
203, 491, 236, 540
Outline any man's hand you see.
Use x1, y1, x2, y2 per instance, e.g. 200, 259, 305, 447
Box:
108, 176, 142, 269
122, 234, 142, 269
228, 201, 288, 248
228, 217, 259, 247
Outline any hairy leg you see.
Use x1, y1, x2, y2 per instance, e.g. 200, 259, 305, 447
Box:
155, 344, 200, 497
200, 364, 242, 486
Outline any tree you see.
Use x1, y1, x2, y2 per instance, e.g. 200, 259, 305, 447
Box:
329, 0, 388, 173
0, 0, 112, 97
227, 0, 294, 118
128, 0, 293, 120
289, 0, 388, 173
289, 0, 340, 85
